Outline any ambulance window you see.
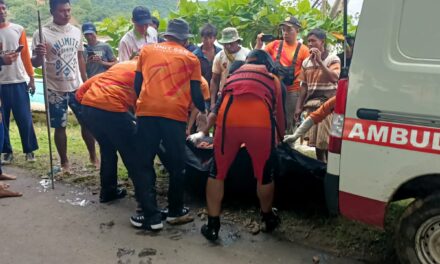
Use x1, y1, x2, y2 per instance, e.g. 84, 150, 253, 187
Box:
398, 0, 440, 60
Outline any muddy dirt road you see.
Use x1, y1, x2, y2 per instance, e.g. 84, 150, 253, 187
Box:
0, 168, 363, 264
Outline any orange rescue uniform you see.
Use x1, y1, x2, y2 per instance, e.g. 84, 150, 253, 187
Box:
135, 42, 202, 121
76, 60, 137, 112
264, 40, 309, 92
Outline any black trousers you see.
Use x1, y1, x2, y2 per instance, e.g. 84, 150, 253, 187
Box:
81, 106, 143, 197
136, 116, 186, 224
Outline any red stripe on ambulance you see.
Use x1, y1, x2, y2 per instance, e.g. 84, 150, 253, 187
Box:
342, 118, 440, 155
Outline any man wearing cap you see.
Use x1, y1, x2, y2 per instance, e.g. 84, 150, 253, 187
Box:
256, 16, 309, 134
131, 18, 207, 231
82, 22, 116, 78
210, 27, 249, 109
118, 6, 158, 62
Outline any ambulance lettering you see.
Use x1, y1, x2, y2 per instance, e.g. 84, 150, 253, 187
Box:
343, 118, 440, 155
390, 128, 408, 145
434, 133, 440, 150
368, 125, 388, 142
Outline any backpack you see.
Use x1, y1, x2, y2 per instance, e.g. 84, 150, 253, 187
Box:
274, 41, 302, 86
219, 65, 283, 154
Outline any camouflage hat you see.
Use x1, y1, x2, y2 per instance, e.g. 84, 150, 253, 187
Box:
218, 27, 242, 44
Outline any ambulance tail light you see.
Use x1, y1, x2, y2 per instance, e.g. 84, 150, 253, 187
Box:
329, 78, 349, 154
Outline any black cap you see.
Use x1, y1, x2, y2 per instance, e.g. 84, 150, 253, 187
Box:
162, 18, 193, 41
82, 22, 97, 34
280, 16, 301, 29
132, 6, 152, 25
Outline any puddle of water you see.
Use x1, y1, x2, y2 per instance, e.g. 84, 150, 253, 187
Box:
69, 190, 85, 196
218, 222, 241, 246
58, 197, 90, 207
38, 179, 55, 192
55, 187, 91, 207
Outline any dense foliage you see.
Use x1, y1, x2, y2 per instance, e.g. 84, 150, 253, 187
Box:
96, 0, 357, 55
169, 0, 357, 48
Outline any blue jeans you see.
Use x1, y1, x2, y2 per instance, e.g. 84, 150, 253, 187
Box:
0, 82, 38, 154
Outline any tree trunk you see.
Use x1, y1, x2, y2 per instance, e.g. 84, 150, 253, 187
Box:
330, 0, 346, 19
321, 0, 327, 15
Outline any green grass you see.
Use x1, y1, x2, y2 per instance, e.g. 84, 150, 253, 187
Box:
8, 112, 129, 185
7, 112, 407, 263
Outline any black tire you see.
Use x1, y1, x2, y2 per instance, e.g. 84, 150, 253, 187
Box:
396, 193, 440, 264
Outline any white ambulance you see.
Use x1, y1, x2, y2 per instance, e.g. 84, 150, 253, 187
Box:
326, 0, 440, 263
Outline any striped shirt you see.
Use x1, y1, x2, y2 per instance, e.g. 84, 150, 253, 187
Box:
298, 53, 340, 102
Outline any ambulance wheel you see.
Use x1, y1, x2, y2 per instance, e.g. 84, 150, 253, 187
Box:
396, 193, 440, 264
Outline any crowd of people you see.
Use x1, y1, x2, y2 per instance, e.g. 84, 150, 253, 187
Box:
0, 0, 351, 240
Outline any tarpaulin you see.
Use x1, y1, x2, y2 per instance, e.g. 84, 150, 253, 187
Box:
183, 140, 327, 209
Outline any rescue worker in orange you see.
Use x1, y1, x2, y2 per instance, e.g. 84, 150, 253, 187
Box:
75, 59, 139, 203
132, 19, 207, 231
189, 50, 286, 241
284, 96, 336, 144
255, 16, 309, 134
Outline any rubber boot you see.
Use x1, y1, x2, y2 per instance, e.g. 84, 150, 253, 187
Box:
201, 216, 220, 241
261, 208, 281, 232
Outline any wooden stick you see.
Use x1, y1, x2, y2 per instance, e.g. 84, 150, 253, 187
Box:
38, 10, 55, 189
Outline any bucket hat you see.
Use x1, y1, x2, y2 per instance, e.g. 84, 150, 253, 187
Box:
162, 18, 193, 41
218, 27, 242, 44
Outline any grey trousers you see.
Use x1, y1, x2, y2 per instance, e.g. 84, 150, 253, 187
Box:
285, 91, 299, 134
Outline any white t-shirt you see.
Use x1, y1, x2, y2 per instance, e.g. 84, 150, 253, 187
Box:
212, 47, 250, 91
0, 23, 30, 84
32, 22, 84, 92
118, 27, 158, 62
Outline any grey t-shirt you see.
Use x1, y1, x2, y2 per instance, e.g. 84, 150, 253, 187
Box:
85, 41, 115, 77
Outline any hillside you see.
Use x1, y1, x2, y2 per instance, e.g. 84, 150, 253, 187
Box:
71, 0, 179, 20
7, 0, 178, 35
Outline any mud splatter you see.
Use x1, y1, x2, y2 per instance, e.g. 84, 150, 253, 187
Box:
138, 248, 157, 258
117, 248, 135, 258
99, 220, 115, 233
